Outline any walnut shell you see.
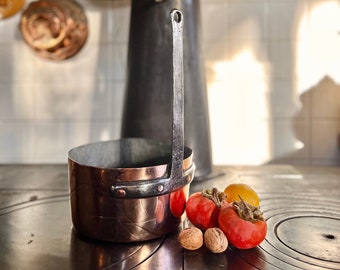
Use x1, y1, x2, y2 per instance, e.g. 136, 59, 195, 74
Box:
204, 227, 228, 253
178, 227, 203, 250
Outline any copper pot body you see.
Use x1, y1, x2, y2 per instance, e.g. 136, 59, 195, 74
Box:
68, 138, 194, 242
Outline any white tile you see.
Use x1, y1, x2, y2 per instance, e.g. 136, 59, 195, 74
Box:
201, 0, 226, 3
78, 0, 130, 44
33, 43, 100, 83
11, 43, 37, 82
112, 120, 122, 139
224, 41, 271, 103
310, 76, 340, 119
229, 0, 269, 41
83, 10, 102, 45
88, 80, 113, 120
211, 41, 270, 85
203, 40, 230, 84
203, 38, 230, 63
293, 119, 310, 158
105, 43, 128, 81
0, 45, 14, 82
32, 120, 121, 163
77, 0, 130, 10
295, 84, 311, 120
76, 0, 108, 7
270, 41, 294, 79
208, 81, 271, 164
72, 44, 106, 81
309, 0, 340, 37
269, 0, 309, 41
0, 13, 22, 44
211, 119, 272, 165
100, 3, 130, 43
271, 119, 310, 160
295, 6, 340, 86
229, 39, 270, 68
35, 79, 97, 120
33, 121, 76, 163
201, 1, 228, 41
311, 120, 340, 159
0, 82, 36, 120
243, 87, 270, 120
270, 79, 301, 118
0, 121, 34, 163
296, 36, 340, 86
109, 81, 125, 121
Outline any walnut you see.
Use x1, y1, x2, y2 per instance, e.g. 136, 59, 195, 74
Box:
204, 227, 228, 253
178, 227, 203, 250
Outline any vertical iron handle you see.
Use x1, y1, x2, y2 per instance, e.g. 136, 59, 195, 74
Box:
109, 9, 190, 199
170, 10, 185, 185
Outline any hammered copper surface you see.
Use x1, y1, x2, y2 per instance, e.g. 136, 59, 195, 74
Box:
19, 0, 88, 60
0, 164, 339, 269
68, 139, 194, 242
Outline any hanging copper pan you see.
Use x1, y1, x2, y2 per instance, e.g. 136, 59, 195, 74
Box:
68, 10, 195, 242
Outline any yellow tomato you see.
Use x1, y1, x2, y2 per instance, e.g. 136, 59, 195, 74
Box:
224, 183, 260, 207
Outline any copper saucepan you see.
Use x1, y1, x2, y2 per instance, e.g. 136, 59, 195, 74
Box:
68, 10, 195, 242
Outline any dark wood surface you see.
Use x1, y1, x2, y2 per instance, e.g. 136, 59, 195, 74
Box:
1, 164, 339, 269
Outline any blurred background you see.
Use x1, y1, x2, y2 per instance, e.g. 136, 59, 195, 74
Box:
1, 0, 340, 166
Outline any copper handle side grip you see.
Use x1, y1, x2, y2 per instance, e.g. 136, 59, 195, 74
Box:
109, 163, 195, 199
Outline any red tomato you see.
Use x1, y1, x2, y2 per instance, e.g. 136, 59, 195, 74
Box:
170, 187, 187, 218
185, 188, 225, 231
218, 203, 267, 249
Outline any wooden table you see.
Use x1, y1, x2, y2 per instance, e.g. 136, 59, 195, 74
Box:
0, 164, 339, 269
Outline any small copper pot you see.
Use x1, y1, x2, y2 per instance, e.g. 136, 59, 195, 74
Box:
68, 139, 194, 242
68, 10, 194, 242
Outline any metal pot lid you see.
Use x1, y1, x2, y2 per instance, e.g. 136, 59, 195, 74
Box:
0, 0, 25, 19
19, 0, 88, 60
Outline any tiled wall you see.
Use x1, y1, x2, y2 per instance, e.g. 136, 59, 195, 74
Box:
1, 0, 340, 166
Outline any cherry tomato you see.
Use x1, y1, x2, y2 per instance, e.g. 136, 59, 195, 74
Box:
218, 201, 267, 249
170, 187, 187, 218
224, 183, 260, 206
185, 188, 225, 231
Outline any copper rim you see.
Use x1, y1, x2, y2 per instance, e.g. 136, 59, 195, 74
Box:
68, 138, 193, 182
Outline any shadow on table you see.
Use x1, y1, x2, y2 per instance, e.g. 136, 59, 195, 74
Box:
69, 228, 164, 270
